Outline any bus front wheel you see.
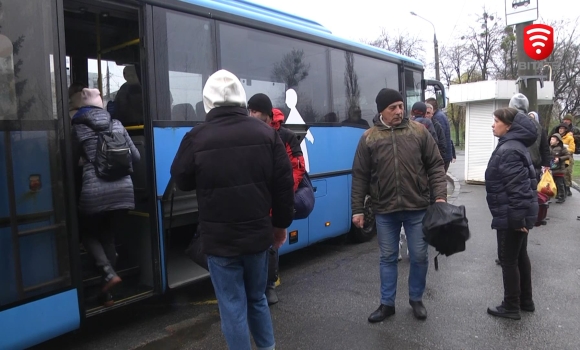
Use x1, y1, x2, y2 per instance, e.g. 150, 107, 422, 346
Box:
348, 195, 376, 243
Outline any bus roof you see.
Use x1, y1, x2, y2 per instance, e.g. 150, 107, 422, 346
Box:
176, 0, 424, 67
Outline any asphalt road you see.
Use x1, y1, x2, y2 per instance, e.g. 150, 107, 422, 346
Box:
36, 152, 580, 349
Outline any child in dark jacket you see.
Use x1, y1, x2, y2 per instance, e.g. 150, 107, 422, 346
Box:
549, 133, 570, 203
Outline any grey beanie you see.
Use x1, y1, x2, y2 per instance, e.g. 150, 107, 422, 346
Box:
509, 93, 529, 114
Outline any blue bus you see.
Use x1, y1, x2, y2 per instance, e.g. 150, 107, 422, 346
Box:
0, 0, 445, 348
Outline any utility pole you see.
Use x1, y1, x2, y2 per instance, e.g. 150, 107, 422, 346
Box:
516, 21, 538, 113
433, 32, 440, 82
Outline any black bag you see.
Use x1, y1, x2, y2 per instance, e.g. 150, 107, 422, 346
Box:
294, 172, 315, 219
185, 226, 208, 271
422, 202, 470, 270
91, 120, 133, 181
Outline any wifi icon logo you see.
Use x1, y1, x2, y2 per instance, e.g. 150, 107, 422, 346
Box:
523, 24, 554, 61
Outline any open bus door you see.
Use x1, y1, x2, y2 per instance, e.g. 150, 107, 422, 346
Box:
422, 79, 447, 109
0, 1, 82, 349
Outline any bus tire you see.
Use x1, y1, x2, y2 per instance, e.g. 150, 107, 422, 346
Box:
348, 195, 376, 243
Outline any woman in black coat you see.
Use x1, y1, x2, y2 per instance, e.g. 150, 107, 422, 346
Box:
485, 107, 539, 320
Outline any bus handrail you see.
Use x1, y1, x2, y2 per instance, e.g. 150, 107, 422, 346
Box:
125, 125, 144, 131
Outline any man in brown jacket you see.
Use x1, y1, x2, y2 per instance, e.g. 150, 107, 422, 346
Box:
351, 88, 447, 322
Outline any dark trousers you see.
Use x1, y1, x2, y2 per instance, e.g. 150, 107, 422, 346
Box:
554, 175, 566, 199
496, 229, 533, 310
444, 160, 451, 173
80, 210, 126, 270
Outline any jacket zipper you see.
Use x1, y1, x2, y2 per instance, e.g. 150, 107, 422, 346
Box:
391, 128, 402, 207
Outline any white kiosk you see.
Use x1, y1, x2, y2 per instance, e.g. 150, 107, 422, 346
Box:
448, 80, 554, 184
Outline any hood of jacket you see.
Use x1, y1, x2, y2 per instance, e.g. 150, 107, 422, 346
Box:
499, 112, 538, 147
202, 69, 247, 113
270, 108, 285, 131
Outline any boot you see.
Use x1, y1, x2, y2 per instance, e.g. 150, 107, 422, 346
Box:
98, 292, 115, 307
368, 304, 395, 323
556, 196, 565, 204
101, 265, 122, 293
567, 186, 572, 196
487, 302, 521, 320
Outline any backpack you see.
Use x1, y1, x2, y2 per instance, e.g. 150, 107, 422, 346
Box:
89, 120, 134, 181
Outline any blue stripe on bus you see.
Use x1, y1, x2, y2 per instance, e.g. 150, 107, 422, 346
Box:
0, 289, 80, 350
177, 0, 423, 66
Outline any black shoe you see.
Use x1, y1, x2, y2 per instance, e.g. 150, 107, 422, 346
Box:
266, 286, 278, 306
368, 304, 395, 323
520, 301, 535, 312
495, 259, 501, 265
487, 303, 521, 320
409, 300, 427, 320
567, 188, 572, 196
556, 197, 565, 203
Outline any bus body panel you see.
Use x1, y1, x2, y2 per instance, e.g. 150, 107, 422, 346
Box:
1, 131, 62, 305
0, 289, 80, 350
307, 176, 350, 245
153, 127, 192, 197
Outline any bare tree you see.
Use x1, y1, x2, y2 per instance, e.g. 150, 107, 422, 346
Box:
344, 51, 360, 117
272, 49, 310, 90
462, 8, 503, 81
493, 25, 518, 80
537, 18, 580, 130
439, 44, 480, 147
367, 28, 425, 61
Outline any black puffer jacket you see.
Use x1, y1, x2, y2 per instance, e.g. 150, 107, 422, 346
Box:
170, 106, 295, 257
485, 112, 539, 230
71, 107, 140, 215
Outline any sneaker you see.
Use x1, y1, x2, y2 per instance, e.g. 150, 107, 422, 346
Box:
266, 286, 279, 305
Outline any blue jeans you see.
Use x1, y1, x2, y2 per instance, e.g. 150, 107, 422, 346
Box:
376, 210, 428, 306
207, 251, 275, 350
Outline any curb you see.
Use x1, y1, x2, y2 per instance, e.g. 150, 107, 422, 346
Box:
446, 172, 461, 204
573, 180, 580, 192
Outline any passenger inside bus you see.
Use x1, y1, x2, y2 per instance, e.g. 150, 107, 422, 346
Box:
341, 105, 370, 127
113, 65, 144, 126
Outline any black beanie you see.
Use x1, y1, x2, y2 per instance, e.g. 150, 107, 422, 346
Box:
247, 93, 273, 116
411, 102, 427, 117
376, 88, 404, 113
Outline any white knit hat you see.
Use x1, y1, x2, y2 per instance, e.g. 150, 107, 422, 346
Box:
81, 88, 104, 109
202, 69, 246, 113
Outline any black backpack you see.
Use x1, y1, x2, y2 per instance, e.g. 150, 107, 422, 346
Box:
89, 120, 133, 181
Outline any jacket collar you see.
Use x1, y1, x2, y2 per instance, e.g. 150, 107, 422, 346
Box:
205, 106, 249, 122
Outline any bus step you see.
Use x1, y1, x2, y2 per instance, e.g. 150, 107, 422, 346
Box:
82, 265, 141, 287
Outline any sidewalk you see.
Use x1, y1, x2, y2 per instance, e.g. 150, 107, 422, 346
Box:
439, 150, 580, 348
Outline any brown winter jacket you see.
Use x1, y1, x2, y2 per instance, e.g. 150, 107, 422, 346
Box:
351, 117, 447, 216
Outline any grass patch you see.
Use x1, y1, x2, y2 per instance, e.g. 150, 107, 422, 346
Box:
573, 157, 580, 183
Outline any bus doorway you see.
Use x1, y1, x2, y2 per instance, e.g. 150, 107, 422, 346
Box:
63, 0, 156, 315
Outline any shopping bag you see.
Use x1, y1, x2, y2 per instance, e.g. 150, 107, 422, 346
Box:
537, 170, 557, 198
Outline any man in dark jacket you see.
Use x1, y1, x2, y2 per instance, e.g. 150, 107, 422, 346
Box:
170, 69, 294, 350
247, 93, 306, 306
352, 88, 447, 322
426, 103, 448, 161
426, 98, 453, 172
410, 102, 439, 145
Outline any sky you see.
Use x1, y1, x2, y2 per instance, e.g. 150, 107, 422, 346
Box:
250, 0, 577, 79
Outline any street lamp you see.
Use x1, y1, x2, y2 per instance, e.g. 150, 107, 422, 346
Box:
410, 11, 440, 82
